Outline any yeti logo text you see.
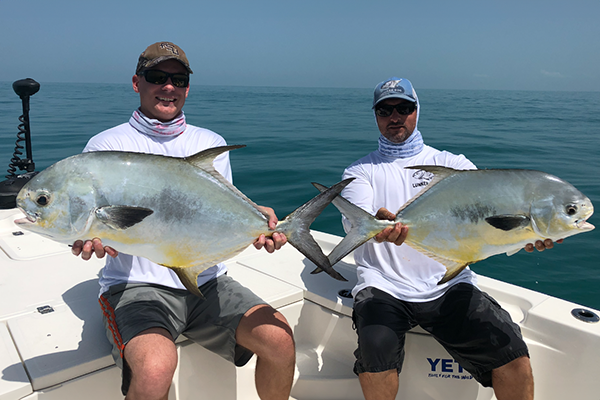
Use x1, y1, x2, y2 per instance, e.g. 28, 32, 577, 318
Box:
427, 358, 474, 380
427, 358, 464, 373
160, 43, 179, 56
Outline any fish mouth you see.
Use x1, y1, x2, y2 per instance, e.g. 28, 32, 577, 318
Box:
576, 220, 595, 230
14, 208, 38, 225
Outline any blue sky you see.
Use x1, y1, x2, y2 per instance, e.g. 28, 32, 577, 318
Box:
1, 0, 599, 91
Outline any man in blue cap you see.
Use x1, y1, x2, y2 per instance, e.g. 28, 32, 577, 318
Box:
339, 77, 556, 400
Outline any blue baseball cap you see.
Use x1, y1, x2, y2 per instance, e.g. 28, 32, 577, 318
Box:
373, 77, 417, 108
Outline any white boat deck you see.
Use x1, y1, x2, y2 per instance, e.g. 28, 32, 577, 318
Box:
1, 208, 599, 400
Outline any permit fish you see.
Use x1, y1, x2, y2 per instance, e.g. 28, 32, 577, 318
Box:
313, 166, 594, 284
15, 145, 349, 297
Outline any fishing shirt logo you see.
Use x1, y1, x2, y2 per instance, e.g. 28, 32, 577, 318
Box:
412, 169, 434, 188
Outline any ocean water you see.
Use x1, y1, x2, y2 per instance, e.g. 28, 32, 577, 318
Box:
1, 81, 599, 310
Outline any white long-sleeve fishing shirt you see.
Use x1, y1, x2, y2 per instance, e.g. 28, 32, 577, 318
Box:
342, 145, 479, 302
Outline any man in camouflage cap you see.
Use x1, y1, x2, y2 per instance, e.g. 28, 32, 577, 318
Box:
72, 41, 294, 400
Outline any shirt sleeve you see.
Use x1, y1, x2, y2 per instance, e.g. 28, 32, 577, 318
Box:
435, 151, 477, 170
83, 125, 127, 153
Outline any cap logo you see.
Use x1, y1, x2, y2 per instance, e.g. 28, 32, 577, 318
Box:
381, 80, 404, 93
159, 42, 179, 56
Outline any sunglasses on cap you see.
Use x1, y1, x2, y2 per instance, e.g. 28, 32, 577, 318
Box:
139, 70, 190, 88
375, 102, 417, 117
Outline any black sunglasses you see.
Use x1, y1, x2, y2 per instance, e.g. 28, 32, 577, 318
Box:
375, 103, 417, 117
139, 70, 190, 88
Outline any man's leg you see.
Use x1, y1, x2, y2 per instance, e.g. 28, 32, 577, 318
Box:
358, 370, 399, 400
100, 284, 188, 400
492, 355, 534, 400
352, 288, 412, 400
420, 284, 531, 396
235, 304, 295, 400
123, 327, 178, 400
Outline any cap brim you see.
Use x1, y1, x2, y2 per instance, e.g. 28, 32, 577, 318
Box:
373, 93, 416, 108
138, 56, 193, 74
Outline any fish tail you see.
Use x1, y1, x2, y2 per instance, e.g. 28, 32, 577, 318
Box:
277, 179, 354, 282
312, 183, 391, 267
170, 266, 205, 299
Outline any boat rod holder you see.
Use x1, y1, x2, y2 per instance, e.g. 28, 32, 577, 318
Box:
571, 308, 600, 323
0, 78, 40, 209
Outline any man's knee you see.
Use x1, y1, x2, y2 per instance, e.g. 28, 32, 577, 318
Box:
492, 355, 532, 387
237, 305, 295, 362
257, 313, 295, 361
495, 355, 531, 375
359, 324, 399, 358
124, 328, 178, 390
132, 353, 177, 380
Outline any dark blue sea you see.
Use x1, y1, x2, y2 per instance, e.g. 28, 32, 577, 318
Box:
1, 81, 599, 310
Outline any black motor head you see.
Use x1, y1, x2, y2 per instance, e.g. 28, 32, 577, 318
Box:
13, 78, 40, 99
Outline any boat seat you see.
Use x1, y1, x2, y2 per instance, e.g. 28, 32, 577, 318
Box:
6, 261, 303, 392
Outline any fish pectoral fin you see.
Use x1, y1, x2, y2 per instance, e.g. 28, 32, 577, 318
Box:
485, 215, 530, 231
168, 265, 213, 299
95, 206, 154, 230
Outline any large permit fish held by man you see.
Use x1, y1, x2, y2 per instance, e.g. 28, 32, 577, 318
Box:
314, 166, 594, 284
14, 145, 350, 297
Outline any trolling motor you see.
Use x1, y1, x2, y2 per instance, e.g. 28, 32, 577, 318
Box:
0, 78, 40, 209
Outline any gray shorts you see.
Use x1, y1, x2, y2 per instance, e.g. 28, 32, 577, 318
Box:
352, 284, 529, 387
98, 275, 266, 394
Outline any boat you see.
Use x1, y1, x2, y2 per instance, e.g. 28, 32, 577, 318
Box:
2, 79, 600, 400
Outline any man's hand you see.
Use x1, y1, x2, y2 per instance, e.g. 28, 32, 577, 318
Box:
374, 207, 409, 246
253, 206, 287, 253
72, 238, 118, 260
524, 239, 564, 253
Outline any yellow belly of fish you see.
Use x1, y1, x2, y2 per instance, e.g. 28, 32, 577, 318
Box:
406, 222, 540, 263
88, 223, 266, 269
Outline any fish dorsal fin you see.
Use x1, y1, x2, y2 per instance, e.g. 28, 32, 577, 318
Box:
185, 145, 246, 169
95, 205, 154, 230
397, 165, 461, 214
185, 145, 269, 219
404, 239, 473, 285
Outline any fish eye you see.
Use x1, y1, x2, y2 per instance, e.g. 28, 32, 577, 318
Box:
566, 204, 578, 216
36, 193, 51, 206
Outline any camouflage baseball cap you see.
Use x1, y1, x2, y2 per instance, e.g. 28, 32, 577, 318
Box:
136, 42, 193, 74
